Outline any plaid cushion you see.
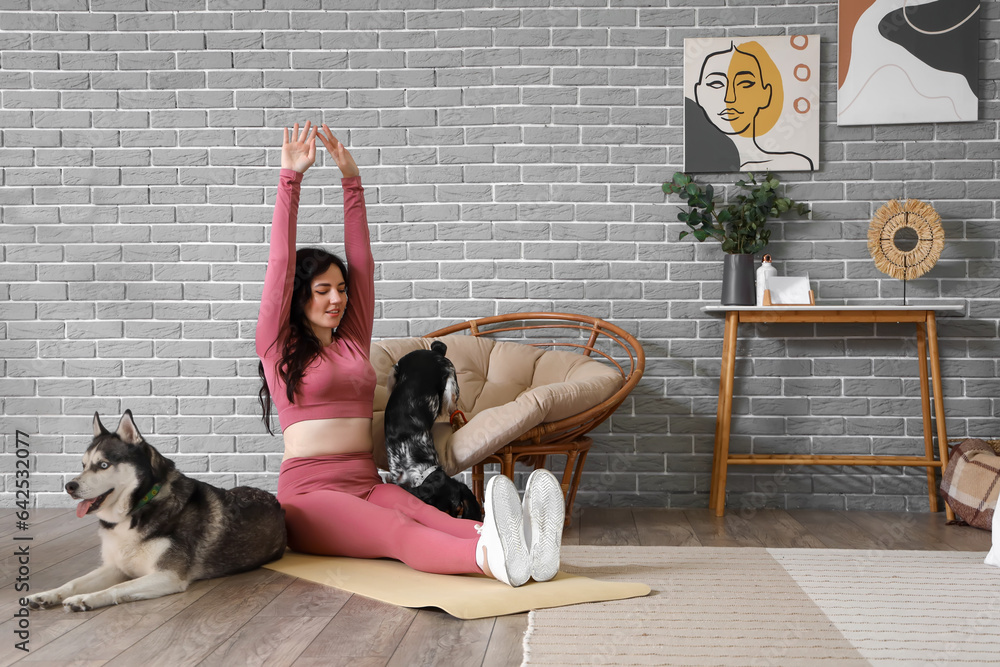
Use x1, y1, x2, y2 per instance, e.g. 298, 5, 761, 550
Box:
940, 439, 1000, 530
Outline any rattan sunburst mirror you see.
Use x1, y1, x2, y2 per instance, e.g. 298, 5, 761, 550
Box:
868, 199, 944, 304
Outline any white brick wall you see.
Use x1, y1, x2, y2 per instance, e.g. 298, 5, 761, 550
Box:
2, 0, 998, 512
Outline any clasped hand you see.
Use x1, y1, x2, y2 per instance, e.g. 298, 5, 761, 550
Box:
281, 121, 359, 178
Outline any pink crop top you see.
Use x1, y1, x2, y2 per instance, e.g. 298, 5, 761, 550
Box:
255, 169, 377, 430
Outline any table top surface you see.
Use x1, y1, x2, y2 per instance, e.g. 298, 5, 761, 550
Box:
702, 303, 966, 313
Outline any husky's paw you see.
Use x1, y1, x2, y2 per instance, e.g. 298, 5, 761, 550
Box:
26, 591, 63, 609
62, 595, 94, 612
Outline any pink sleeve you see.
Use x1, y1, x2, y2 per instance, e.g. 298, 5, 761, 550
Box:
255, 168, 303, 358
334, 175, 375, 349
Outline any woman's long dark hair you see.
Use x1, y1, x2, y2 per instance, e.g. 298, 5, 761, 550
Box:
258, 247, 349, 435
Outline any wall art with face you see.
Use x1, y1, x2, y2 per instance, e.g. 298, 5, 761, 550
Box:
683, 35, 820, 173
838, 0, 980, 125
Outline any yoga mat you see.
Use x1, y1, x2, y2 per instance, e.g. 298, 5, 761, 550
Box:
264, 551, 650, 620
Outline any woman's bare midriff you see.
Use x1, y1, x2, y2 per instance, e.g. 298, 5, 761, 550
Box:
281, 417, 373, 460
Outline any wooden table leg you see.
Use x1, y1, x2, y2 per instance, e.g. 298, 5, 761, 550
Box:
472, 463, 485, 504
710, 315, 728, 512
926, 312, 955, 522
711, 311, 739, 516
916, 322, 938, 513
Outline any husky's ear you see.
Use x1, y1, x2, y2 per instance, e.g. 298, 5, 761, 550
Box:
430, 340, 447, 356
143, 442, 175, 480
115, 410, 144, 446
386, 364, 399, 395
93, 412, 110, 437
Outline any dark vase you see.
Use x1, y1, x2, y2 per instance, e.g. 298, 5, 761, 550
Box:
721, 254, 755, 306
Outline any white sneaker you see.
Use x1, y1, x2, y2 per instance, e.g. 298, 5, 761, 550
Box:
523, 468, 564, 582
476, 474, 530, 587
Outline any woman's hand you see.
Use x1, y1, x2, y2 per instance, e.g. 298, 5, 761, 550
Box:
281, 121, 318, 174
318, 124, 360, 178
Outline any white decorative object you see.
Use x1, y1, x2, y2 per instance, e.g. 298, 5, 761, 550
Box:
764, 275, 811, 305
755, 254, 778, 306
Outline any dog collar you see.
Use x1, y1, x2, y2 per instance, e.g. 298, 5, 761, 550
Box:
132, 483, 162, 513
408, 466, 435, 488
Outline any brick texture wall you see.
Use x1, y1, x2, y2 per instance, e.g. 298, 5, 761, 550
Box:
2, 0, 998, 512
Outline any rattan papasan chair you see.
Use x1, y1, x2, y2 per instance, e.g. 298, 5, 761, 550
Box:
369, 312, 645, 523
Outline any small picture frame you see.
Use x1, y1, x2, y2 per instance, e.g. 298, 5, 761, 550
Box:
762, 276, 814, 306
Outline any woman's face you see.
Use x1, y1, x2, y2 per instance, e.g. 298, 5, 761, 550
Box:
695, 49, 771, 137
303, 264, 348, 336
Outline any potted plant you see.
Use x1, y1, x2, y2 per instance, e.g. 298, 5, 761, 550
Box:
663, 172, 809, 305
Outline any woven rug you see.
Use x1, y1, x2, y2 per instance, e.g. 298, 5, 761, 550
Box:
523, 546, 1000, 666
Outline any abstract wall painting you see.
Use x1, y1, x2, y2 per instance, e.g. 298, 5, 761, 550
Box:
838, 0, 980, 125
683, 35, 820, 173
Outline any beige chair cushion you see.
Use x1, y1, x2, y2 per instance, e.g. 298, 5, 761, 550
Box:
370, 335, 624, 475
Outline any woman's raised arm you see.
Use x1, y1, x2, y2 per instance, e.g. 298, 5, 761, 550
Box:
318, 126, 374, 348
255, 123, 318, 358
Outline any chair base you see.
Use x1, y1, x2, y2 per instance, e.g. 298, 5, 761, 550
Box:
470, 437, 592, 528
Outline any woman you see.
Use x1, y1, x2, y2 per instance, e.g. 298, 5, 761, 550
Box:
255, 121, 563, 587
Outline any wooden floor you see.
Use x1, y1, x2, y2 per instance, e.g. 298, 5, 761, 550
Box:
2, 507, 990, 666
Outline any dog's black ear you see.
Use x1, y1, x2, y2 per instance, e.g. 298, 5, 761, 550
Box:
460, 485, 484, 521
144, 442, 175, 481
93, 412, 109, 437
115, 410, 144, 446
430, 341, 447, 356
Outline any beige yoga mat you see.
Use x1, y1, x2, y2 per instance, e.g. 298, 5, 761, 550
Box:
263, 551, 650, 620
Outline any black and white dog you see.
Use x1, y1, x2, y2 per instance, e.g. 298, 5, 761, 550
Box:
384, 341, 483, 521
26, 411, 286, 612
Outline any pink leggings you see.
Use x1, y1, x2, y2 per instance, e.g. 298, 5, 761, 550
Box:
276, 452, 483, 575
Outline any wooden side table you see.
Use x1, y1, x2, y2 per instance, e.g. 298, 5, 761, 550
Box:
702, 304, 965, 518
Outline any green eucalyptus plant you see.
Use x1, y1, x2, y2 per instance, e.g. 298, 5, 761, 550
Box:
663, 172, 810, 255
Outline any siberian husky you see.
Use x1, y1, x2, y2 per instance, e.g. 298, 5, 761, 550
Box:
26, 411, 286, 612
